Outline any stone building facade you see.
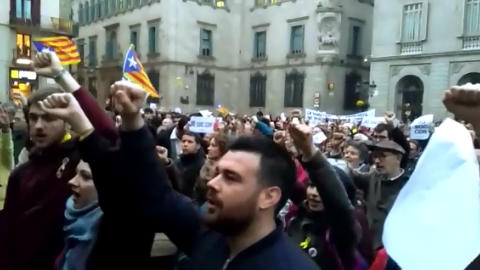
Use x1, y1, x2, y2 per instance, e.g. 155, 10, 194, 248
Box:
0, 0, 74, 102
72, 0, 373, 114
369, 0, 480, 121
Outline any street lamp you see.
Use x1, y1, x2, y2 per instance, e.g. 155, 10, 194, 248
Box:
368, 81, 377, 97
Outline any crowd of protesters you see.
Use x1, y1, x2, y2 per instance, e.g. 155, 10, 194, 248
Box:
0, 51, 478, 270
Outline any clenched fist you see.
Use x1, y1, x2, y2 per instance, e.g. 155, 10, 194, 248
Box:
443, 84, 480, 130
110, 81, 147, 130
32, 51, 63, 78
288, 123, 316, 160
38, 93, 92, 134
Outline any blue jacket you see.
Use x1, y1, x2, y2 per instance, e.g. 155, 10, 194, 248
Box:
115, 126, 320, 270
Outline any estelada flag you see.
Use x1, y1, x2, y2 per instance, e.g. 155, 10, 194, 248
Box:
33, 37, 81, 65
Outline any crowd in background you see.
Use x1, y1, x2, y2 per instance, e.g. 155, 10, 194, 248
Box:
0, 51, 479, 270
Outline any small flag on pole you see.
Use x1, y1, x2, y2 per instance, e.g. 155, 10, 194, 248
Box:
122, 45, 159, 98
32, 37, 81, 65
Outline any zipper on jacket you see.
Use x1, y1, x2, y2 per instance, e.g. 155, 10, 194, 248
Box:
222, 259, 230, 270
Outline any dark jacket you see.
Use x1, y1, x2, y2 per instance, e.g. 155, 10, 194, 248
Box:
390, 127, 409, 169
174, 151, 205, 198
0, 87, 117, 270
157, 126, 177, 160
76, 130, 156, 270
106, 126, 320, 270
287, 152, 358, 270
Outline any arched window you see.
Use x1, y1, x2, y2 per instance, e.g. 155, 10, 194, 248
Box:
106, 31, 117, 60
395, 75, 424, 122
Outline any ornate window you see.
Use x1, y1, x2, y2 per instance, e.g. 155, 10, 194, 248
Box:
85, 1, 90, 22
290, 25, 304, 55
249, 71, 266, 107
78, 3, 84, 24
105, 31, 117, 60
284, 69, 304, 107
90, 0, 96, 20
253, 31, 267, 58
196, 70, 215, 106
200, 29, 213, 56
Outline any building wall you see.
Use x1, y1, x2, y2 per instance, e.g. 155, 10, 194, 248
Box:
369, 0, 480, 119
1, 0, 74, 102
73, 0, 373, 114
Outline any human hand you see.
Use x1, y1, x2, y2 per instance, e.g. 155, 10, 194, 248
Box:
384, 111, 395, 126
288, 123, 316, 160
0, 107, 10, 132
31, 51, 63, 78
109, 81, 147, 131
156, 146, 170, 165
12, 93, 27, 108
443, 84, 480, 131
38, 93, 92, 134
273, 130, 286, 146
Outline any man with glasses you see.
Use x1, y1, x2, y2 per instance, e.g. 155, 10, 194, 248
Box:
350, 140, 408, 251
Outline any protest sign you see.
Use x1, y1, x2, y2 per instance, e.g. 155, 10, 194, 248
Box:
189, 116, 215, 133
360, 116, 385, 129
410, 114, 433, 140
383, 119, 480, 270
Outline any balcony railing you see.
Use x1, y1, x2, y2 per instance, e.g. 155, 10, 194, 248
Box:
462, 36, 480, 50
399, 42, 423, 55
9, 12, 77, 36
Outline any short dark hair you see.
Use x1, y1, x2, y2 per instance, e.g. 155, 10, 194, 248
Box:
228, 136, 296, 215
27, 87, 64, 110
182, 131, 202, 144
144, 108, 154, 114
373, 123, 392, 139
344, 140, 369, 163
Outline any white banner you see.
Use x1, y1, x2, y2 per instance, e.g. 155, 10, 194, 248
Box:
189, 116, 215, 133
304, 109, 376, 124
360, 116, 386, 129
410, 114, 434, 140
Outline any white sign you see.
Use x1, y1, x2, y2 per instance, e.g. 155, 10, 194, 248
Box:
312, 132, 327, 144
305, 109, 325, 125
383, 119, 480, 270
149, 103, 157, 110
18, 70, 37, 80
189, 116, 215, 133
360, 116, 385, 129
410, 114, 434, 140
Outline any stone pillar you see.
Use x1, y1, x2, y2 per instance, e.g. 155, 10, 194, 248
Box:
316, 2, 342, 112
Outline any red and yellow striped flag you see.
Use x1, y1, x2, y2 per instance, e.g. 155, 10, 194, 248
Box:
33, 36, 81, 65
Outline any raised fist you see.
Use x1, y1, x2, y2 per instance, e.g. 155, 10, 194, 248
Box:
443, 84, 480, 127
110, 81, 147, 130
288, 123, 316, 159
38, 93, 92, 134
32, 51, 63, 78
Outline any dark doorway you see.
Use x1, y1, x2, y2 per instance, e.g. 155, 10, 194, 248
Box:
395, 75, 424, 123
343, 71, 361, 111
458, 72, 480, 85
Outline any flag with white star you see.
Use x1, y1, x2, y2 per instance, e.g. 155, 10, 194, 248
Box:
122, 44, 159, 97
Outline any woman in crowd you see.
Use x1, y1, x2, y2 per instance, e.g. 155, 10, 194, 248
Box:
194, 132, 229, 205
343, 141, 370, 173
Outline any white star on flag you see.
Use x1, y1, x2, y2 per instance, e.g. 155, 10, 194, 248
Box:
128, 56, 138, 69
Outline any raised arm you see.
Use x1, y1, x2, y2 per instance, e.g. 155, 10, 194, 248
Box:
113, 81, 202, 256
289, 124, 356, 254
54, 71, 118, 144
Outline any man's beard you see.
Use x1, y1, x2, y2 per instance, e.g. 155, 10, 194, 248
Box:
202, 197, 257, 236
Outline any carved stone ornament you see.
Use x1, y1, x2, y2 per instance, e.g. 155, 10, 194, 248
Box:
317, 14, 341, 55
451, 63, 465, 75
391, 66, 402, 77
419, 65, 430, 76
